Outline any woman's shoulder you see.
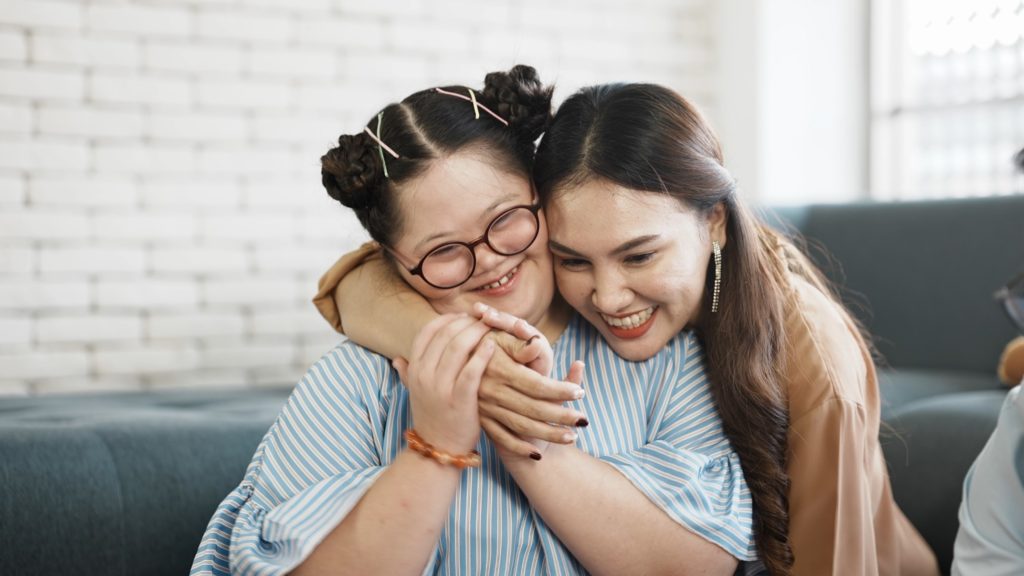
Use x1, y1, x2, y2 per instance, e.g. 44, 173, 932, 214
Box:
783, 274, 872, 418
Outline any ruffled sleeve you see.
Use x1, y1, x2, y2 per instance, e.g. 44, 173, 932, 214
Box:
597, 332, 757, 561
190, 342, 399, 576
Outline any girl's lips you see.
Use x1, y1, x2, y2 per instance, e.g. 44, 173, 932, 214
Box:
603, 307, 658, 340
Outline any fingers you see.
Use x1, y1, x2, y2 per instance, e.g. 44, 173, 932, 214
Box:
411, 313, 470, 364
483, 404, 578, 444
566, 360, 585, 386
481, 417, 542, 460
392, 357, 409, 385
455, 339, 495, 400
473, 303, 540, 342
417, 315, 488, 385
490, 357, 583, 402
479, 385, 585, 428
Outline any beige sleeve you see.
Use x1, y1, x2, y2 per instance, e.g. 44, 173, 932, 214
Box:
312, 241, 382, 334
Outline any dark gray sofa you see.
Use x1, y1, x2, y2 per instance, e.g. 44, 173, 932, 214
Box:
1, 195, 1022, 575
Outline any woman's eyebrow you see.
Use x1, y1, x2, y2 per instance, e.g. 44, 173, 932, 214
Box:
611, 235, 659, 255
549, 235, 660, 258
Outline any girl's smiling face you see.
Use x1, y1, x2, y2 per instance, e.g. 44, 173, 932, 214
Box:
546, 179, 726, 361
388, 149, 555, 329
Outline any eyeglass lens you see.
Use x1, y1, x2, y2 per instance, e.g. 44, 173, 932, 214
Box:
420, 206, 538, 288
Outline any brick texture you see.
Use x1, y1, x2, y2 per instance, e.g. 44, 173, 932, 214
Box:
0, 0, 715, 395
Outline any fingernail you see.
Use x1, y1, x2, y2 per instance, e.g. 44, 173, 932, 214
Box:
529, 452, 542, 461
573, 387, 585, 400
563, 431, 577, 442
575, 417, 589, 428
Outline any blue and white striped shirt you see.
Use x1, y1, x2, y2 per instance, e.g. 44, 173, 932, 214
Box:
191, 313, 758, 575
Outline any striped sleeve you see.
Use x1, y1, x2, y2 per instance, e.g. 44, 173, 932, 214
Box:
190, 343, 396, 576
598, 333, 758, 561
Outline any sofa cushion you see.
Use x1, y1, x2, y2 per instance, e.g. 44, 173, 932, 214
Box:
880, 390, 1006, 573
0, 388, 291, 576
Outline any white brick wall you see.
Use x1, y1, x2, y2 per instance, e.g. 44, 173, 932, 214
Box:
0, 0, 716, 395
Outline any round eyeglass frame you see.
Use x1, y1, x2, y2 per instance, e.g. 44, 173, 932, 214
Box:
995, 270, 1024, 335
391, 203, 543, 290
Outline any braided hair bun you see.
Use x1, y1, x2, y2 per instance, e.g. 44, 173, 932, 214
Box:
320, 131, 384, 211
482, 64, 553, 143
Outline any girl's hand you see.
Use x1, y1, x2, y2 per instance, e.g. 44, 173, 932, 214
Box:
392, 314, 495, 454
473, 303, 553, 376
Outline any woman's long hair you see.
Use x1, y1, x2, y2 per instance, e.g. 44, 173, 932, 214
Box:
534, 83, 796, 574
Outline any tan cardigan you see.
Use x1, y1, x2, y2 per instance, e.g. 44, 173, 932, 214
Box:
311, 245, 940, 576
781, 274, 938, 575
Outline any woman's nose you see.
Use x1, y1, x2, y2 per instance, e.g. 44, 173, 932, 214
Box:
591, 272, 632, 313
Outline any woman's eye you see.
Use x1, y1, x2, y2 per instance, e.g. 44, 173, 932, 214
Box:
558, 257, 589, 270
624, 252, 654, 265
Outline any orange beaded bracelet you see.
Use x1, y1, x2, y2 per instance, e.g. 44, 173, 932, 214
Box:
404, 429, 481, 469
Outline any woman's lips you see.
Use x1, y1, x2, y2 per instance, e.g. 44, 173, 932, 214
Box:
600, 306, 658, 339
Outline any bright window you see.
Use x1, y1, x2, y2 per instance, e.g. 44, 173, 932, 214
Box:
871, 0, 1024, 199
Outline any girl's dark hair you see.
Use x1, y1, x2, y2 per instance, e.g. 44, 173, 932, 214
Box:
534, 83, 797, 574
320, 64, 553, 246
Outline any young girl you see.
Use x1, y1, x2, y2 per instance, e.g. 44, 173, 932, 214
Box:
317, 82, 941, 575
191, 67, 756, 576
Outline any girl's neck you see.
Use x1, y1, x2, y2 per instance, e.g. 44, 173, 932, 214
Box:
535, 293, 573, 344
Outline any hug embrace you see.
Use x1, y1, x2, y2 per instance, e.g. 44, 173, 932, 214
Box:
191, 65, 939, 576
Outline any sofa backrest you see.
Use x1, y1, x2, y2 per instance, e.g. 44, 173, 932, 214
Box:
768, 195, 1024, 374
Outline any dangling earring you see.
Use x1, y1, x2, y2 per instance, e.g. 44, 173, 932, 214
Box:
711, 240, 722, 313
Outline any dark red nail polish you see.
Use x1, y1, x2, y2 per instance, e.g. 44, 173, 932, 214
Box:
529, 452, 542, 461
575, 418, 589, 428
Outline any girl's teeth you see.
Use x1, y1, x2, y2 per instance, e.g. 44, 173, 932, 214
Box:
481, 267, 516, 290
602, 307, 654, 328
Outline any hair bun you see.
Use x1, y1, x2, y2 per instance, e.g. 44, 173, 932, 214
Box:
320, 132, 384, 210
482, 64, 553, 142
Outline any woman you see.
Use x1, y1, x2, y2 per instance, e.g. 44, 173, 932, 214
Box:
319, 82, 941, 575
191, 67, 756, 575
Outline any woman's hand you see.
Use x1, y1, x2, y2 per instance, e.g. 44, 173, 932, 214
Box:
481, 358, 587, 461
392, 314, 495, 454
469, 303, 589, 459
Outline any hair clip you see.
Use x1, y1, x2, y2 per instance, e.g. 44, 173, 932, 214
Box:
363, 112, 399, 178
434, 87, 509, 126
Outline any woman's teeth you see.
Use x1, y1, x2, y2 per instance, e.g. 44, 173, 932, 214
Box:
601, 307, 655, 328
478, 267, 517, 291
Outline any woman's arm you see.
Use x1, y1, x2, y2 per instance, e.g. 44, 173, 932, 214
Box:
335, 253, 436, 359
294, 315, 493, 576
505, 442, 739, 576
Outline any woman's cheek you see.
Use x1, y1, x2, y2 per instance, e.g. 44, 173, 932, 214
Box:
554, 270, 587, 309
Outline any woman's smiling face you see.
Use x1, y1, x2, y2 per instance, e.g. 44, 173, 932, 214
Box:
546, 179, 726, 361
388, 149, 555, 328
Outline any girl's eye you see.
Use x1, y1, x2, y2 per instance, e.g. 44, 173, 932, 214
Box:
624, 252, 654, 265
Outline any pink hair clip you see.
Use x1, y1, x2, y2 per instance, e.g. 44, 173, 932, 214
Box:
434, 87, 510, 126
364, 112, 399, 178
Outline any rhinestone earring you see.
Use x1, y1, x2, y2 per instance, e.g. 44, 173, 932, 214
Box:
711, 241, 722, 313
